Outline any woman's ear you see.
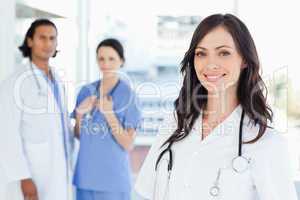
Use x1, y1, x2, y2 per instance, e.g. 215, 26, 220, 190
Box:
27, 37, 33, 48
120, 59, 125, 68
241, 61, 247, 69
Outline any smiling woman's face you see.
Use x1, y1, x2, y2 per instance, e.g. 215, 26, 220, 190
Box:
194, 26, 244, 94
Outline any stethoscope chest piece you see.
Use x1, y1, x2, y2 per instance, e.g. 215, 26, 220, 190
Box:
232, 156, 251, 173
209, 185, 220, 197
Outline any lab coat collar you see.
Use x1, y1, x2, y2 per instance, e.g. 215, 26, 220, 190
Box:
23, 59, 48, 92
190, 104, 244, 145
25, 59, 46, 77
26, 59, 63, 86
25, 59, 59, 80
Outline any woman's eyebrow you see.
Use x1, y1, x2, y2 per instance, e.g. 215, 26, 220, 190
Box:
195, 45, 233, 50
195, 46, 206, 50
215, 45, 233, 49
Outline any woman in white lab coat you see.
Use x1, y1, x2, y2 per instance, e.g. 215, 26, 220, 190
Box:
0, 19, 73, 200
135, 14, 298, 200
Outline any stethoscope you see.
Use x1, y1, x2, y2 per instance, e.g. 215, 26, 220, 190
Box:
82, 80, 120, 135
154, 109, 252, 199
209, 109, 251, 197
29, 61, 47, 97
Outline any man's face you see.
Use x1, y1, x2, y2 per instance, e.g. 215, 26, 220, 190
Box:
27, 25, 57, 60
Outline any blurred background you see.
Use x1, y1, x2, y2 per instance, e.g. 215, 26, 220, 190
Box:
1, 0, 300, 198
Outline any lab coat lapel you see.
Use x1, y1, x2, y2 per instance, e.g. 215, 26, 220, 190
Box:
50, 67, 74, 163
50, 68, 67, 112
50, 68, 70, 136
191, 105, 243, 147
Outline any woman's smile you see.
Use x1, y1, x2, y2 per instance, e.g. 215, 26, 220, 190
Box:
203, 73, 226, 82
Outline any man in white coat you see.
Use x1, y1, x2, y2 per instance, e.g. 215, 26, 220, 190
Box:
0, 19, 73, 200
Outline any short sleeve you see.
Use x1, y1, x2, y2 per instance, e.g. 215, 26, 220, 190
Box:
250, 132, 298, 200
123, 92, 142, 130
134, 115, 177, 199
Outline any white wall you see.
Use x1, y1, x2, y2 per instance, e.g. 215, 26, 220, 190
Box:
0, 0, 15, 82
0, 2, 15, 197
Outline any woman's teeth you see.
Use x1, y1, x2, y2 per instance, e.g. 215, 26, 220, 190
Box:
205, 74, 225, 82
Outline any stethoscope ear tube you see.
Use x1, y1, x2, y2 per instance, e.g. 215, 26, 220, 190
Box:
167, 143, 173, 172
238, 109, 245, 156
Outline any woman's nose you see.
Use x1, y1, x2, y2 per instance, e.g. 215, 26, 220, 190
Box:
101, 60, 108, 66
206, 63, 220, 70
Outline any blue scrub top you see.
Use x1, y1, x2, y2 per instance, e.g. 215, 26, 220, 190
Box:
71, 79, 142, 192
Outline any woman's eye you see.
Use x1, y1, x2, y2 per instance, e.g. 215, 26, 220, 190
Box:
39, 36, 46, 41
195, 51, 206, 57
219, 51, 230, 56
109, 57, 115, 61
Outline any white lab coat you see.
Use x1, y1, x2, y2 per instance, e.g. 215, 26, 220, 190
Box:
135, 105, 298, 200
0, 60, 74, 200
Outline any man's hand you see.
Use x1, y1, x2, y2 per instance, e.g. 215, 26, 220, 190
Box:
21, 179, 38, 200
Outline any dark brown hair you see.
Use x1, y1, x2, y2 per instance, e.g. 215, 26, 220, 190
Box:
96, 38, 125, 64
156, 13, 273, 169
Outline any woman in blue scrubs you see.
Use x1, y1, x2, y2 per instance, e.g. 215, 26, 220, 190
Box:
72, 38, 142, 200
